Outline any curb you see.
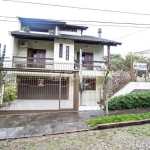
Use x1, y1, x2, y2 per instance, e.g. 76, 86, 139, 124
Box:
0, 129, 90, 141
92, 119, 150, 130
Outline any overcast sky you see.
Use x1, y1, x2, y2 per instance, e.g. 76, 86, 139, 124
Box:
1, 0, 150, 56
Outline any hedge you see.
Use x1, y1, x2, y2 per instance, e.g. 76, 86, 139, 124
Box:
108, 91, 150, 110
87, 112, 150, 127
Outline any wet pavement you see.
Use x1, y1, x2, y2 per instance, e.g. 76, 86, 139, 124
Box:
0, 110, 104, 139
0, 108, 150, 139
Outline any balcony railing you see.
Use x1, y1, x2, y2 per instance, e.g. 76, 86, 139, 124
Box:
74, 60, 108, 71
1, 56, 107, 71
13, 56, 54, 69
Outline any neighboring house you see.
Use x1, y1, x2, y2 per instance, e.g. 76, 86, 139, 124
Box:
1, 17, 121, 111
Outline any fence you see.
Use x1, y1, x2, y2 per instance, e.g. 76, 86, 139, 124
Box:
0, 70, 79, 112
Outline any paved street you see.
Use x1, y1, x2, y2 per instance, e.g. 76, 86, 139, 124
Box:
0, 124, 150, 150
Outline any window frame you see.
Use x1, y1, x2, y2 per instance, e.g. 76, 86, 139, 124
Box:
66, 46, 69, 60
59, 44, 63, 58
83, 78, 96, 91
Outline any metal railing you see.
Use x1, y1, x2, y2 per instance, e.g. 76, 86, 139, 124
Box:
74, 60, 108, 71
13, 56, 54, 69
1, 56, 108, 72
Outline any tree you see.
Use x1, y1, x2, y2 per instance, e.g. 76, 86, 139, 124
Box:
111, 54, 124, 68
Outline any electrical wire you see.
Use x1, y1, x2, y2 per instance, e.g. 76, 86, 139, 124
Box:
114, 28, 150, 40
1, 18, 150, 29
2, 0, 150, 16
2, 16, 150, 26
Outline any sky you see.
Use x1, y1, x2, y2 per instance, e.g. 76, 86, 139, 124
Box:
1, 0, 150, 56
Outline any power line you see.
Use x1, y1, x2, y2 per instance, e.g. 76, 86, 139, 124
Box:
2, 15, 150, 27
2, 0, 150, 16
83, 28, 150, 50
0, 18, 150, 40
114, 28, 150, 40
2, 18, 150, 28
0, 16, 16, 18
1, 19, 150, 29
59, 20, 150, 26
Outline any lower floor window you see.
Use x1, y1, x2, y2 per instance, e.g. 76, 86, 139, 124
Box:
83, 78, 96, 90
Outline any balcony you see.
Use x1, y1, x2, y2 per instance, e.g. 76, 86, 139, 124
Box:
1, 56, 107, 74
13, 56, 54, 69
74, 60, 107, 71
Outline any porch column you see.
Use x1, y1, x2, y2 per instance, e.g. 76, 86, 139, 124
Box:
73, 72, 79, 111
107, 45, 110, 70
59, 73, 61, 109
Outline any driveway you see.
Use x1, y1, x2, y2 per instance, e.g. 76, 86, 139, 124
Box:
0, 110, 104, 139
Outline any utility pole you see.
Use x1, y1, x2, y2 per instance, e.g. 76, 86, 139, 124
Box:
130, 52, 134, 81
79, 49, 83, 106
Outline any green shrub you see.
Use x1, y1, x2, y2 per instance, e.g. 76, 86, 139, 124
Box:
108, 91, 150, 110
87, 112, 150, 127
3, 83, 18, 102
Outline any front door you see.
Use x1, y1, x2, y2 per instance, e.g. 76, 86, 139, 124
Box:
27, 49, 46, 68
77, 52, 93, 70
36, 50, 46, 68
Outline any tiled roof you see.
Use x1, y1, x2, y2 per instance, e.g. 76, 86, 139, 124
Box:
11, 31, 122, 46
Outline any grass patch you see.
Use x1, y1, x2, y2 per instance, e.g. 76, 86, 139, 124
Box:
87, 112, 150, 127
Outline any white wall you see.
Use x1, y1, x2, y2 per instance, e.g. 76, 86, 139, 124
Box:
74, 43, 104, 61
13, 38, 54, 58
111, 82, 150, 99
13, 37, 19, 56
54, 39, 74, 70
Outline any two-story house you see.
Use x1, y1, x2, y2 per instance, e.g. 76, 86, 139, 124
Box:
2, 17, 121, 111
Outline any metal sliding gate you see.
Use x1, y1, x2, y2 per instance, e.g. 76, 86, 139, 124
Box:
1, 70, 79, 111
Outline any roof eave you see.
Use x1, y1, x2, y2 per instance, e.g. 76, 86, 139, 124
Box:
11, 31, 122, 46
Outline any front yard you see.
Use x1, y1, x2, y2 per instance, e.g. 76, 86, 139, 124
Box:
87, 112, 150, 127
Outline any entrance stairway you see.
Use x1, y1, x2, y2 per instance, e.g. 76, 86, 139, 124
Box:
98, 64, 131, 105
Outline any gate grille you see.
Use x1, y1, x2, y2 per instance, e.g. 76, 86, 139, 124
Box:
17, 76, 69, 100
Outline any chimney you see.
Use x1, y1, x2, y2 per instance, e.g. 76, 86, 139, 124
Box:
98, 28, 102, 38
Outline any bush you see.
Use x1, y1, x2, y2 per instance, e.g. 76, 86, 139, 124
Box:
3, 83, 18, 102
108, 91, 150, 110
87, 112, 150, 127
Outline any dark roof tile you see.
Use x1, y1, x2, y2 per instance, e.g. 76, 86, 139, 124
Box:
11, 31, 122, 46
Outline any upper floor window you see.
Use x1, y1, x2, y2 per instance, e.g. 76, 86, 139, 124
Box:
59, 44, 63, 58
59, 28, 77, 32
66, 46, 69, 60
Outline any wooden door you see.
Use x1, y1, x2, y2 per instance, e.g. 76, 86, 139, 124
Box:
36, 50, 46, 68
84, 53, 93, 70
27, 48, 34, 67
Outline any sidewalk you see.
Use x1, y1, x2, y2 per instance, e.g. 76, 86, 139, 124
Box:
0, 108, 150, 139
0, 110, 104, 139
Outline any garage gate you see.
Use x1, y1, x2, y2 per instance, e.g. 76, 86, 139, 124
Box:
17, 76, 69, 100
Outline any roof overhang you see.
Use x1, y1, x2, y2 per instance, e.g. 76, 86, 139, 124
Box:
11, 31, 122, 46
18, 17, 88, 32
